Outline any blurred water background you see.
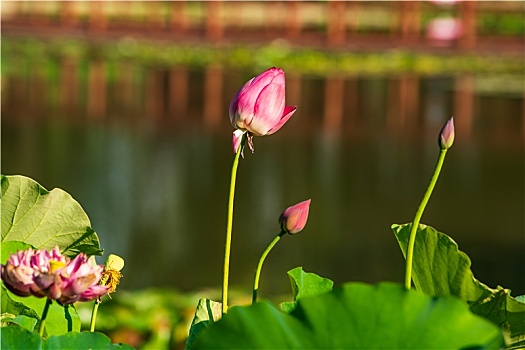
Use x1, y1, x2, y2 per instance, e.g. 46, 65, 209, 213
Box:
2, 1, 524, 299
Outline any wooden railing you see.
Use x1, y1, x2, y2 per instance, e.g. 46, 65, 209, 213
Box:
2, 1, 523, 52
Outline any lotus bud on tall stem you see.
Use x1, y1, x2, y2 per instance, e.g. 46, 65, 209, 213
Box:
405, 117, 454, 289
224, 67, 296, 314
222, 132, 247, 315
252, 199, 311, 304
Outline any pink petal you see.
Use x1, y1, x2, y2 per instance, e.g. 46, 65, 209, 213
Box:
266, 106, 297, 135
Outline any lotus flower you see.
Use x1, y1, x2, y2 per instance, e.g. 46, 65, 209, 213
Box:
1, 246, 109, 305
427, 18, 463, 44
230, 67, 296, 139
279, 199, 311, 234
439, 117, 455, 149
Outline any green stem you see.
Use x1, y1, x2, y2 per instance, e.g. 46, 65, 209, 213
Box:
253, 231, 286, 304
38, 299, 53, 337
222, 133, 246, 315
405, 149, 448, 289
89, 300, 101, 332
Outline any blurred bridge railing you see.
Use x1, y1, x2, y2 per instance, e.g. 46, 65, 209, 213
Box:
2, 1, 524, 52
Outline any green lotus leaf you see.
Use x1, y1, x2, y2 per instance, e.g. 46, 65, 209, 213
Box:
1, 175, 102, 257
194, 282, 503, 349
393, 223, 525, 345
280, 267, 334, 313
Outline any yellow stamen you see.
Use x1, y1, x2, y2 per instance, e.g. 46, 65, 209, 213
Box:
100, 269, 123, 294
49, 260, 66, 273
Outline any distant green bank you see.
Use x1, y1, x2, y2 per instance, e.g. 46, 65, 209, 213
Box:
2, 35, 523, 78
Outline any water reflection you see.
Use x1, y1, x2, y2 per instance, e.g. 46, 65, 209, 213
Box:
2, 62, 524, 296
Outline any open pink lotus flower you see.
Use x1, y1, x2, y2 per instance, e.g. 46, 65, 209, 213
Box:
1, 246, 109, 305
279, 199, 311, 235
230, 67, 296, 152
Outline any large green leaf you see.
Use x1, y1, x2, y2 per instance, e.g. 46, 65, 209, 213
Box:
1, 326, 42, 349
1, 241, 81, 337
393, 223, 525, 345
194, 282, 504, 349
0, 327, 132, 349
1, 175, 102, 257
2, 286, 81, 337
43, 331, 133, 349
280, 267, 333, 313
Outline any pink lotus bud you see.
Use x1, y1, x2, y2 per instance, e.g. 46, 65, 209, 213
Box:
229, 67, 297, 137
439, 117, 455, 149
279, 199, 311, 235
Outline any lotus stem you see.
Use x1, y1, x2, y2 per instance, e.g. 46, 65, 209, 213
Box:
405, 148, 448, 289
222, 133, 246, 315
39, 298, 53, 337
253, 231, 286, 304
89, 300, 101, 332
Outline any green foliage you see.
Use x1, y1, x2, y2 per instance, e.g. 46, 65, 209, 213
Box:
280, 267, 333, 313
2, 36, 524, 78
0, 327, 132, 349
1, 175, 102, 257
1, 326, 43, 349
393, 223, 525, 346
1, 314, 38, 332
194, 282, 504, 349
185, 298, 222, 350
44, 331, 133, 349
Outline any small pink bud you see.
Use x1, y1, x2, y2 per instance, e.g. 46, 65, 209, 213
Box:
279, 199, 311, 235
439, 117, 455, 150
229, 67, 296, 137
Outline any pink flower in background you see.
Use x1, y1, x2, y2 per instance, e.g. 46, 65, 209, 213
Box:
427, 18, 463, 44
439, 117, 455, 149
1, 246, 109, 305
229, 67, 296, 137
279, 199, 311, 234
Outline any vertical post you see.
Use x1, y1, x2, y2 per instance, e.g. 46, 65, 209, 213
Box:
169, 67, 189, 120
59, 58, 79, 116
459, 1, 476, 50
400, 74, 419, 128
146, 69, 164, 120
170, 0, 188, 34
60, 1, 77, 28
345, 77, 359, 133
206, 1, 223, 42
89, 1, 106, 33
286, 72, 301, 109
327, 0, 346, 46
116, 63, 136, 117
29, 66, 46, 119
347, 2, 359, 38
203, 65, 223, 128
454, 75, 474, 138
87, 61, 107, 120
387, 75, 419, 132
265, 1, 282, 38
286, 1, 301, 40
323, 76, 345, 133
400, 1, 420, 46
147, 1, 164, 29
